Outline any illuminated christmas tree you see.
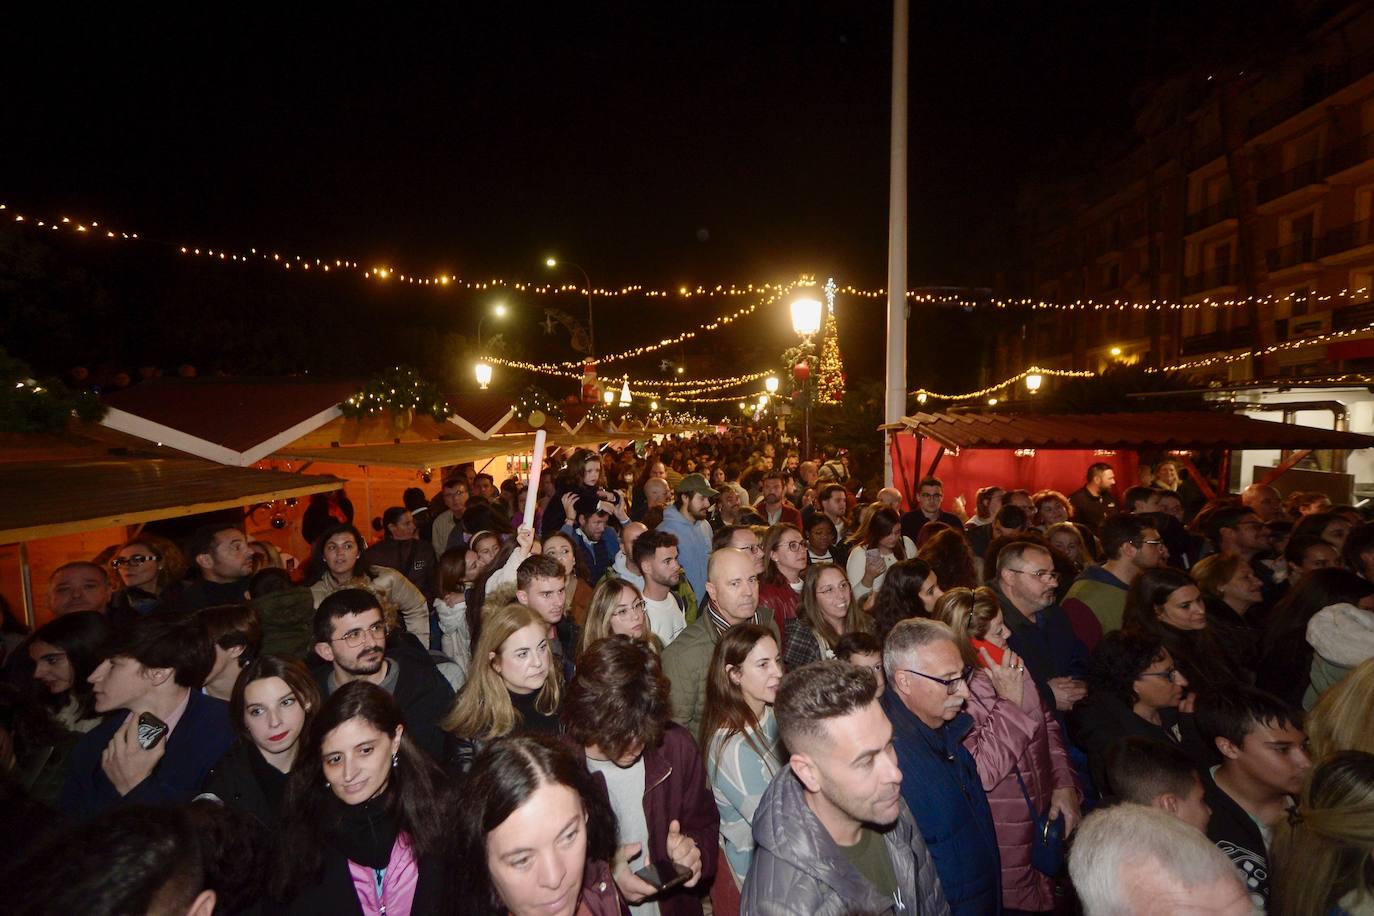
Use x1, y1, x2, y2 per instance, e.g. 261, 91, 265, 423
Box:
817, 277, 845, 404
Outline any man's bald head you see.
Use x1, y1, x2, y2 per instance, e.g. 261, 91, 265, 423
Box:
644, 477, 671, 507
877, 488, 903, 511
49, 562, 112, 616
708, 546, 753, 582
620, 521, 648, 560
1241, 484, 1283, 522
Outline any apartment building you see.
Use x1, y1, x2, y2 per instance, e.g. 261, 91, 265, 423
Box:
996, 3, 1374, 386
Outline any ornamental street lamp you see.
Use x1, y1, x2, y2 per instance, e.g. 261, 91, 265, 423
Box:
790, 297, 824, 458
545, 257, 595, 359
474, 362, 493, 390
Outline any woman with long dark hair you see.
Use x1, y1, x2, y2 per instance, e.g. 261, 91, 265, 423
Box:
917, 527, 979, 591
1122, 566, 1242, 695
1258, 567, 1374, 708
267, 681, 450, 915
202, 654, 321, 826
844, 507, 914, 601
698, 624, 783, 889
24, 611, 109, 733
454, 735, 627, 916
868, 557, 943, 642
781, 563, 873, 670
308, 523, 430, 638
108, 536, 185, 621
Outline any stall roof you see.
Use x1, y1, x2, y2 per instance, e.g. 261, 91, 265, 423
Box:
887, 411, 1374, 451
101, 377, 359, 466
0, 458, 345, 543
271, 430, 618, 470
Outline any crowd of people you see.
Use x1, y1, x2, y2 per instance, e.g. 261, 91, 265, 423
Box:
3, 437, 1374, 915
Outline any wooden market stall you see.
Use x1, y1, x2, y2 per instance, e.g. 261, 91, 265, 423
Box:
885, 410, 1374, 512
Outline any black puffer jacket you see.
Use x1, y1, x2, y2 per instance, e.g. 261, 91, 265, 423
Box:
742, 764, 950, 916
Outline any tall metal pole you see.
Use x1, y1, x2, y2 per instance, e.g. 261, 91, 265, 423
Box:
884, 0, 910, 489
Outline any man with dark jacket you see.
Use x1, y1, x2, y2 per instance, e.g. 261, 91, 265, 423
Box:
310, 588, 454, 761
1068, 463, 1118, 534
990, 542, 1090, 713
562, 636, 718, 916
744, 659, 950, 916
881, 619, 999, 915
174, 523, 254, 613
365, 507, 439, 601
899, 476, 964, 544
61, 612, 233, 820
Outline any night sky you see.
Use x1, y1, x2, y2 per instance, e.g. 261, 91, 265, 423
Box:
3, 2, 1228, 390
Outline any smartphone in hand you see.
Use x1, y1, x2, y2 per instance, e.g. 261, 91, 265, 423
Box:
136, 712, 169, 750
633, 860, 692, 894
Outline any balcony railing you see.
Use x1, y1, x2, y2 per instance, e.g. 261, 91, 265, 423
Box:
1257, 157, 1325, 203
1333, 299, 1374, 332
1185, 197, 1236, 234
1180, 326, 1254, 356
1326, 130, 1374, 175
1182, 263, 1237, 294
1320, 218, 1374, 258
1266, 236, 1319, 272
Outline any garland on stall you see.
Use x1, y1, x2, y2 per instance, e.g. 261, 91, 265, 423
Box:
0, 348, 106, 433
340, 366, 450, 421
512, 385, 565, 426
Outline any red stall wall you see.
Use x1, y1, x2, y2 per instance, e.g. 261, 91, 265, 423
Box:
890, 434, 1134, 516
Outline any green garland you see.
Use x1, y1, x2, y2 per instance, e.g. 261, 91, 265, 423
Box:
0, 348, 106, 433
340, 366, 450, 421
513, 385, 565, 426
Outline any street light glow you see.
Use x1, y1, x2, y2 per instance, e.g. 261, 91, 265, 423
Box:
765, 376, 779, 394
1025, 373, 1043, 392
603, 390, 615, 405
493, 302, 508, 317
790, 297, 823, 337
545, 257, 557, 268
474, 362, 493, 390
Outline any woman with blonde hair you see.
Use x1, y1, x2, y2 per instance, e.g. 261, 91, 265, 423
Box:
934, 586, 1081, 913
781, 562, 872, 670
577, 577, 662, 655
1307, 658, 1374, 760
444, 602, 562, 773
1269, 750, 1374, 915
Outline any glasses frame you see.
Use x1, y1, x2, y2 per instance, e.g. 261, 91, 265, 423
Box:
1009, 567, 1059, 583
111, 554, 158, 569
900, 665, 974, 695
330, 620, 389, 648
1137, 667, 1182, 682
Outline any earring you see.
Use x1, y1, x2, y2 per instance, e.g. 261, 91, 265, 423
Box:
391, 753, 398, 769
324, 781, 331, 789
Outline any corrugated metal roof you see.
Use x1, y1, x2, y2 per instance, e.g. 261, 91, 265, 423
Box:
103, 378, 359, 452
0, 458, 344, 542
889, 411, 1374, 451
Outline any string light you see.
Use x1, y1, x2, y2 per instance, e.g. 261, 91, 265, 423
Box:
911, 366, 1096, 403
1154, 318, 1374, 372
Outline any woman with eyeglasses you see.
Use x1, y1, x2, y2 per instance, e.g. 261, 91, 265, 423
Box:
1067, 629, 1205, 794
1122, 566, 1242, 695
757, 524, 807, 630
781, 563, 874, 671
201, 654, 320, 826
699, 624, 783, 894
577, 579, 661, 656
934, 586, 1081, 913
109, 537, 184, 622
444, 603, 563, 774
267, 681, 452, 915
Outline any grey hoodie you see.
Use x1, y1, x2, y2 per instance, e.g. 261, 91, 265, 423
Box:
741, 764, 950, 916
1305, 602, 1374, 708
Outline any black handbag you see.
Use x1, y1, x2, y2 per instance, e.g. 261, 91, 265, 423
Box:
1012, 763, 1066, 876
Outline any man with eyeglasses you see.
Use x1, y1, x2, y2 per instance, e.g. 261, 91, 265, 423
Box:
1063, 515, 1167, 651
898, 475, 963, 545
991, 542, 1090, 713
429, 474, 470, 555
310, 587, 453, 760
1208, 506, 1283, 608
880, 618, 1000, 915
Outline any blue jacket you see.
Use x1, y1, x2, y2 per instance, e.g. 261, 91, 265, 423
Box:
657, 505, 711, 602
882, 691, 1001, 916
563, 522, 621, 585
60, 689, 233, 821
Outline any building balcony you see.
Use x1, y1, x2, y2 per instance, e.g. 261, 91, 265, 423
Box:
1179, 325, 1254, 356
1266, 237, 1320, 273
1256, 157, 1327, 208
1319, 218, 1374, 263
1185, 197, 1236, 235
1182, 263, 1237, 294
1326, 130, 1374, 182
1333, 298, 1374, 332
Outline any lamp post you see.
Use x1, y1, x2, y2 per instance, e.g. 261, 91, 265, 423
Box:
790, 297, 823, 459
545, 258, 595, 359
765, 376, 779, 395
476, 302, 508, 351
474, 362, 493, 390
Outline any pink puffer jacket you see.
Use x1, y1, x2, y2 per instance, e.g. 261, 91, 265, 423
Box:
961, 668, 1079, 912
